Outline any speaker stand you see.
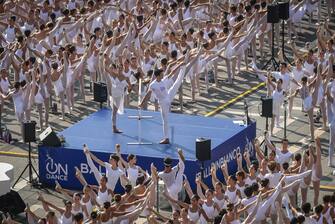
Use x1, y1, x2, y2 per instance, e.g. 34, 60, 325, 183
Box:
262, 23, 279, 70
284, 99, 288, 139
260, 117, 270, 157
281, 20, 291, 65
12, 142, 40, 188
200, 161, 205, 180
0, 105, 2, 139
244, 99, 251, 125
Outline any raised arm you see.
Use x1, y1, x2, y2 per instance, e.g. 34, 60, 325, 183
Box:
196, 177, 206, 200
83, 144, 106, 167
37, 195, 65, 214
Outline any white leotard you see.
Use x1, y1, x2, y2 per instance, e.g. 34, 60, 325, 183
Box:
87, 54, 97, 73
53, 77, 64, 96
236, 183, 246, 198
0, 78, 10, 94
34, 85, 44, 105
290, 67, 304, 92
187, 208, 200, 223
40, 10, 49, 22
213, 195, 225, 209
81, 197, 93, 215
66, 62, 74, 87
5, 26, 15, 43
272, 89, 284, 116
59, 213, 72, 224
245, 176, 257, 186
72, 204, 83, 215
324, 207, 333, 224
96, 188, 111, 206
199, 202, 216, 224
19, 69, 26, 82
12, 90, 24, 117
225, 188, 238, 204
127, 165, 140, 187
304, 61, 315, 77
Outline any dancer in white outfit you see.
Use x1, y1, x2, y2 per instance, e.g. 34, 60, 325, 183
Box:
139, 52, 197, 144
83, 144, 129, 191
103, 58, 132, 133
139, 60, 186, 144
156, 149, 185, 202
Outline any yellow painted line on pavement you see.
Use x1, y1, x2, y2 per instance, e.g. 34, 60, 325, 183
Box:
0, 151, 38, 159
205, 82, 265, 117
310, 185, 335, 191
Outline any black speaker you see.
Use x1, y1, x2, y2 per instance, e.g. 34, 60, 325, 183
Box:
261, 97, 273, 118
196, 138, 211, 161
22, 121, 36, 142
0, 190, 25, 215
93, 82, 107, 103
39, 127, 61, 147
278, 2, 289, 20
267, 4, 279, 23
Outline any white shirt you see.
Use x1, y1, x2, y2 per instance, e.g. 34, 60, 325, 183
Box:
264, 172, 283, 188
149, 77, 172, 103
158, 166, 178, 187
241, 196, 257, 214
275, 148, 292, 165
273, 71, 291, 92
104, 162, 125, 191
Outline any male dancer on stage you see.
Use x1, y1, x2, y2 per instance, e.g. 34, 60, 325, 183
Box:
139, 62, 186, 144
139, 51, 200, 144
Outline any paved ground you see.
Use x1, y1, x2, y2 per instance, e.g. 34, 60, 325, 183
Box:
0, 3, 334, 223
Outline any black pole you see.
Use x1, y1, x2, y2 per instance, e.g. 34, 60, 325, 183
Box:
201, 161, 205, 180
284, 100, 287, 139
282, 20, 285, 59
281, 20, 291, 64
244, 100, 250, 125
156, 180, 159, 212
0, 105, 2, 139
265, 117, 269, 156
28, 141, 32, 182
262, 23, 279, 70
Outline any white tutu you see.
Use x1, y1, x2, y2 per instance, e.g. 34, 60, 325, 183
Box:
316, 85, 324, 106
303, 96, 313, 111
110, 95, 124, 115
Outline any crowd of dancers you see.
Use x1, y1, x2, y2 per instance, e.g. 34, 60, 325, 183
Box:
0, 0, 334, 223
21, 139, 334, 224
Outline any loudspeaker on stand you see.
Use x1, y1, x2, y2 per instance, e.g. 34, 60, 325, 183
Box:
267, 4, 279, 23
22, 121, 36, 143
196, 138, 211, 161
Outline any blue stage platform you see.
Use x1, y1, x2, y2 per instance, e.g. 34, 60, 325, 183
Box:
38, 109, 256, 191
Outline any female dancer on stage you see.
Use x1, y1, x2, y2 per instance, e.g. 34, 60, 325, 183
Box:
103, 55, 132, 133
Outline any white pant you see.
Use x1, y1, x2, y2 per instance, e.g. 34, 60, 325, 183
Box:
327, 99, 335, 164
159, 67, 185, 139
167, 157, 185, 200
329, 120, 335, 164
254, 186, 281, 222
86, 154, 102, 184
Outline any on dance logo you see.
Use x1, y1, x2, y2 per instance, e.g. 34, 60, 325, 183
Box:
45, 154, 68, 181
